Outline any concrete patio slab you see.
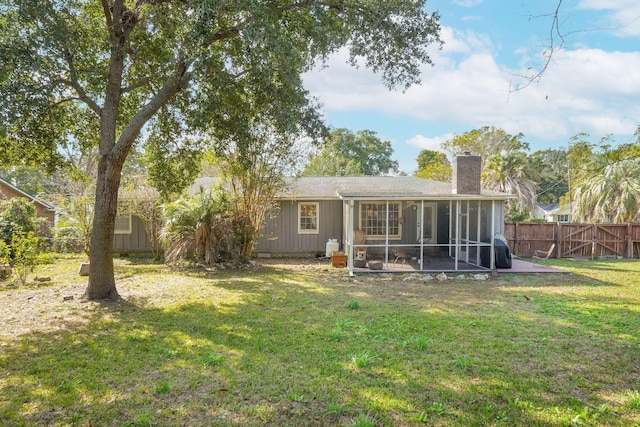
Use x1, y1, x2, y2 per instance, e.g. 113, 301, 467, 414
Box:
498, 258, 569, 274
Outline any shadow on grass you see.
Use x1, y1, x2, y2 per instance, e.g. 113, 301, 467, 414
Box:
0, 262, 639, 426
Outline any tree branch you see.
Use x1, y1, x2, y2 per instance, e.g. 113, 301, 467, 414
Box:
114, 58, 193, 160
121, 78, 151, 94
60, 49, 102, 116
510, 0, 564, 92
101, 0, 112, 29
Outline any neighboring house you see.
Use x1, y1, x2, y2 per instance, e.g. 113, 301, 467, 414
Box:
255, 153, 514, 274
112, 213, 155, 253
0, 176, 56, 228
112, 187, 160, 254
535, 203, 571, 223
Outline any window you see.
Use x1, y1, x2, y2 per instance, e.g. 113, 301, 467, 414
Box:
359, 202, 401, 239
298, 203, 319, 234
419, 202, 437, 242
557, 214, 570, 223
114, 214, 132, 234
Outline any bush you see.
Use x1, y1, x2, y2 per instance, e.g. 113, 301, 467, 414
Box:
0, 198, 43, 250
162, 188, 232, 267
11, 231, 40, 285
0, 241, 10, 281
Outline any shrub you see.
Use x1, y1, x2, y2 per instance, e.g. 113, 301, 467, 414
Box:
0, 198, 49, 254
162, 187, 232, 266
0, 240, 9, 265
11, 231, 40, 285
0, 240, 10, 281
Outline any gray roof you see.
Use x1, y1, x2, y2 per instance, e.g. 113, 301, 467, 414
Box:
279, 176, 511, 200
537, 203, 560, 212
186, 176, 512, 200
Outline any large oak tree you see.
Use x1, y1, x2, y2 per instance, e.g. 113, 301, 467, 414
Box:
0, 0, 441, 299
302, 128, 399, 176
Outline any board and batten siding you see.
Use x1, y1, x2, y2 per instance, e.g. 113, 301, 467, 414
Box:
113, 215, 152, 252
255, 200, 343, 254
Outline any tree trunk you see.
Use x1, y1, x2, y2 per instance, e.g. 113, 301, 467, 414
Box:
83, 153, 123, 300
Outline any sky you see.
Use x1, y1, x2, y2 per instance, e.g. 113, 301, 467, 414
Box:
302, 0, 640, 174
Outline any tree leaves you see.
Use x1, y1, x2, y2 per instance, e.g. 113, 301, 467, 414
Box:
303, 128, 398, 176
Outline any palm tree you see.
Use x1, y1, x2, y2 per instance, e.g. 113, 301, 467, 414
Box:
482, 151, 538, 215
162, 188, 231, 266
572, 156, 640, 223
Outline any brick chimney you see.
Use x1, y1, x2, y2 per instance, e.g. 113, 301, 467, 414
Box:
452, 152, 481, 195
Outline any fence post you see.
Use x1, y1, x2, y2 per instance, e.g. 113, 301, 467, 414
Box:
555, 222, 561, 258
591, 223, 596, 259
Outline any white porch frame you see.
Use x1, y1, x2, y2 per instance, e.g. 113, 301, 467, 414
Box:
345, 197, 499, 276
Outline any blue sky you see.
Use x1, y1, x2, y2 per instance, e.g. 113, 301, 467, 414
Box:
303, 0, 640, 174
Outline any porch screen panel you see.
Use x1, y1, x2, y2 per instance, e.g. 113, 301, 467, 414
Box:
360, 202, 400, 238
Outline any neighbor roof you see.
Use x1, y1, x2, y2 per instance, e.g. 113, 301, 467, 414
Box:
537, 203, 560, 213
0, 177, 55, 211
278, 176, 511, 200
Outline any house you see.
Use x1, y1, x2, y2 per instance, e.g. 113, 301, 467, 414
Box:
0, 177, 56, 228
254, 153, 514, 274
112, 187, 160, 254
535, 203, 571, 223
116, 154, 513, 272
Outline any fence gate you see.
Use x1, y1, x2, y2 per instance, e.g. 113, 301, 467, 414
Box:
559, 224, 594, 258
504, 222, 640, 258
594, 224, 627, 257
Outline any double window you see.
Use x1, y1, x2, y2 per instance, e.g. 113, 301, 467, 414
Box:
298, 202, 319, 234
359, 202, 401, 239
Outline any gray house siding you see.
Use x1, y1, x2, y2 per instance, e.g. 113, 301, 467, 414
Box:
255, 200, 343, 255
113, 215, 151, 252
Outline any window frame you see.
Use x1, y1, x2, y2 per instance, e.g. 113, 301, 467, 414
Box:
114, 214, 132, 235
298, 202, 320, 235
358, 201, 402, 240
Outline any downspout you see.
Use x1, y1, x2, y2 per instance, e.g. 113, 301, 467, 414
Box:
384, 200, 390, 271
348, 200, 354, 276
419, 200, 424, 270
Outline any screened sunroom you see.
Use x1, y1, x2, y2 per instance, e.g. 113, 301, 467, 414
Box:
342, 197, 507, 275
338, 153, 512, 274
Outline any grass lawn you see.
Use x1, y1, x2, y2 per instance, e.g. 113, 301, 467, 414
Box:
0, 255, 639, 426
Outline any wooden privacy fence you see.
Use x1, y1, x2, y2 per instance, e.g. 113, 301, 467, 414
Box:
504, 222, 640, 259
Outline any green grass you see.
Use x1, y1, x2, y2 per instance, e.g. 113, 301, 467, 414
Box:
0, 255, 639, 426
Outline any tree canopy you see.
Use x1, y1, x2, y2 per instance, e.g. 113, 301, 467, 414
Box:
568, 136, 640, 223
414, 149, 451, 181
528, 148, 568, 204
441, 126, 529, 168
302, 128, 399, 176
442, 126, 537, 216
0, 0, 442, 299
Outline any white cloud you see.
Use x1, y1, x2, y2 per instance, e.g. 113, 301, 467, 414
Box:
452, 0, 484, 7
577, 0, 640, 37
406, 134, 453, 151
303, 20, 639, 157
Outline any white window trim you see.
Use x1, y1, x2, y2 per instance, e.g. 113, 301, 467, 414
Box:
298, 202, 319, 235
114, 214, 132, 235
418, 202, 437, 243
358, 201, 402, 240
